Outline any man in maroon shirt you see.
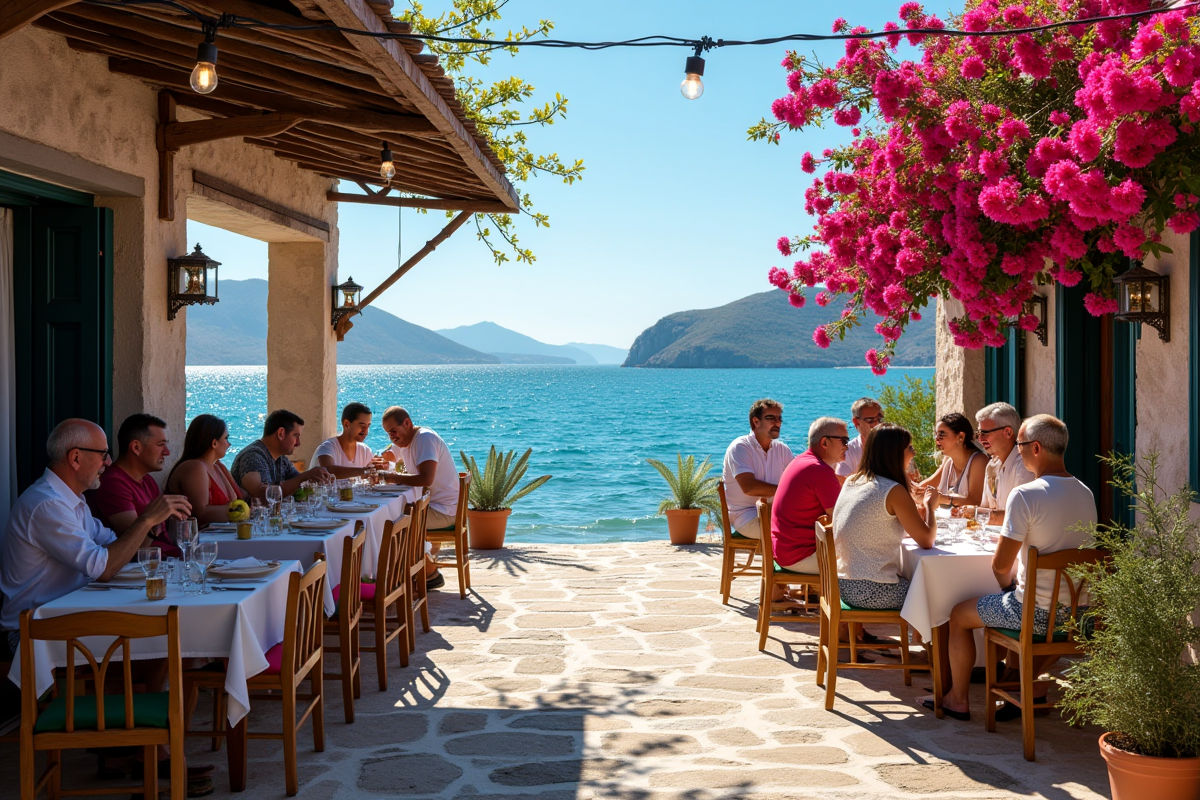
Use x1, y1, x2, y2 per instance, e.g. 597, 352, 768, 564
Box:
771, 417, 849, 574
87, 413, 181, 557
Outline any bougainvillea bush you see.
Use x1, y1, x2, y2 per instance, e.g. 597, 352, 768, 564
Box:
753, 0, 1200, 373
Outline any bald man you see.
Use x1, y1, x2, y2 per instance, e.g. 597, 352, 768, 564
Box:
0, 419, 191, 657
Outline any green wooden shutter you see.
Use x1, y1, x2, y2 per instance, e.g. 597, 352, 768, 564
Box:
1056, 283, 1104, 496
984, 328, 1021, 408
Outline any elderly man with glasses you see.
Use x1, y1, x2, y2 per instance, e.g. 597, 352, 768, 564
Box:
967, 402, 1034, 526
0, 419, 191, 661
835, 397, 886, 485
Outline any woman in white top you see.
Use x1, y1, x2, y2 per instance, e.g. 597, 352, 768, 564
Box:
919, 413, 986, 509
310, 402, 380, 478
831, 424, 938, 610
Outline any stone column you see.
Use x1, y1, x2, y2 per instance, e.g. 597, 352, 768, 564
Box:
267, 240, 338, 464
934, 296, 986, 422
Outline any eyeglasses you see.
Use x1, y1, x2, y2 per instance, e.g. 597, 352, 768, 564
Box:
1016, 440, 1036, 448
977, 425, 1010, 437
856, 414, 884, 424
75, 447, 112, 462
824, 436, 850, 445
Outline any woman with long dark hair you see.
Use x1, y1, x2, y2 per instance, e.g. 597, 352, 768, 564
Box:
919, 412, 986, 508
166, 414, 245, 524
831, 424, 937, 610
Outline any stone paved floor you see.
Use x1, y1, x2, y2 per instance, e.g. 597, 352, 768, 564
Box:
0, 542, 1112, 799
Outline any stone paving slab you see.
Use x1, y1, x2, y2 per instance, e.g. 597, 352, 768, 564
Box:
0, 542, 1111, 799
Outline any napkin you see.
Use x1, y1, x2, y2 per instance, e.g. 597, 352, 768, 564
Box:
223, 557, 266, 570
119, 563, 145, 575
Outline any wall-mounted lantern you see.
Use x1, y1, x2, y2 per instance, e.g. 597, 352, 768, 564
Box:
331, 276, 363, 332
1023, 293, 1048, 346
1113, 263, 1170, 342
168, 243, 220, 321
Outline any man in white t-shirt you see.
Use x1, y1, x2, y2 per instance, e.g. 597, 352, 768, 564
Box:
310, 402, 378, 478
967, 401, 1035, 526
834, 397, 885, 484
926, 414, 1097, 721
381, 405, 460, 589
721, 399, 794, 539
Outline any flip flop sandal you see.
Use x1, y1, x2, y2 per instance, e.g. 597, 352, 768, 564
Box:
994, 700, 1051, 722
921, 698, 970, 721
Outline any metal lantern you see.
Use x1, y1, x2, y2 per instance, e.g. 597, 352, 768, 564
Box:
331, 276, 363, 330
1113, 264, 1170, 342
168, 243, 220, 320
1023, 293, 1048, 346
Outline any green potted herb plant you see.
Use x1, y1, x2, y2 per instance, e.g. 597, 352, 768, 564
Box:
1061, 453, 1200, 800
459, 446, 551, 549
647, 454, 721, 546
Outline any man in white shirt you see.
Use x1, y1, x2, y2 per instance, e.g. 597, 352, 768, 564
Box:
968, 402, 1035, 525
311, 402, 379, 478
927, 414, 1097, 721
380, 406, 459, 590
835, 397, 885, 484
721, 399, 794, 539
0, 419, 191, 655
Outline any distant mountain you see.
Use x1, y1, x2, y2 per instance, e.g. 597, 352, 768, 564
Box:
623, 290, 935, 369
437, 322, 602, 365
185, 279, 497, 366
565, 342, 628, 365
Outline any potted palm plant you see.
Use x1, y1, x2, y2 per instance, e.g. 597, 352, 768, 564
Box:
647, 454, 721, 546
459, 446, 551, 550
1060, 453, 1200, 800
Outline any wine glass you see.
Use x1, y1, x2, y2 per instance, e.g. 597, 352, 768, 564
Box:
265, 484, 283, 515
281, 497, 297, 528
194, 542, 218, 594
975, 507, 992, 528
138, 547, 162, 580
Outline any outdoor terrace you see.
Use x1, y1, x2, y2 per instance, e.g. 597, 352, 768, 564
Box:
0, 541, 1110, 799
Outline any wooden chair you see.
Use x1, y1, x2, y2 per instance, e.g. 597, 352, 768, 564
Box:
717, 480, 761, 605
426, 472, 472, 598
322, 525, 366, 723
361, 513, 413, 690
755, 499, 820, 650
185, 561, 326, 796
405, 493, 433, 654
984, 546, 1107, 761
814, 518, 930, 710
19, 607, 186, 800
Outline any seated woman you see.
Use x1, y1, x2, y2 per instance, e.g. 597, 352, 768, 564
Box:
832, 424, 937, 611
165, 414, 245, 525
919, 412, 986, 509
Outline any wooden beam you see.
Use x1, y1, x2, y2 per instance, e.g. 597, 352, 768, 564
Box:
162, 113, 303, 151
0, 0, 74, 40
191, 171, 331, 239
327, 191, 511, 213
158, 92, 176, 221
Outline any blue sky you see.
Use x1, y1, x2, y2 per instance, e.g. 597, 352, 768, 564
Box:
189, 1, 920, 348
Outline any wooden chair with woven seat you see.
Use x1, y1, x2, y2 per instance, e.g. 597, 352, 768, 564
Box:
321, 525, 366, 723
361, 512, 413, 690
813, 518, 931, 710
19, 607, 186, 800
426, 472, 472, 598
984, 545, 1107, 761
717, 480, 761, 605
755, 499, 821, 649
405, 493, 433, 654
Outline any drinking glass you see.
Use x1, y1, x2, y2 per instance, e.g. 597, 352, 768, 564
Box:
266, 484, 283, 515
281, 497, 297, 528
251, 506, 268, 537
170, 518, 199, 590
975, 508, 992, 528
195, 542, 218, 594
138, 547, 162, 579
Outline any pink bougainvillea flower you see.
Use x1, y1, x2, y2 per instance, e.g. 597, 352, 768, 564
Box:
788, 292, 806, 308
777, 236, 792, 256
813, 325, 832, 348
1083, 292, 1119, 316
1168, 211, 1200, 234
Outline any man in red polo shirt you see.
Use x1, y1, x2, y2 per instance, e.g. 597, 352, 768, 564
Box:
771, 417, 848, 574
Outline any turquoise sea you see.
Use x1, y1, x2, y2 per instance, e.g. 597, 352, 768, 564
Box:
185, 365, 935, 544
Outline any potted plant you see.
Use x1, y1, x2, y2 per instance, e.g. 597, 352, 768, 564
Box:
1060, 453, 1200, 800
459, 446, 551, 550
646, 454, 721, 546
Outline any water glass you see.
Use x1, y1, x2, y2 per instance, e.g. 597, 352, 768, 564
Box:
975, 507, 992, 528
195, 542, 218, 594
947, 516, 967, 541
138, 546, 162, 579
266, 484, 283, 515
281, 497, 297, 527
164, 557, 182, 586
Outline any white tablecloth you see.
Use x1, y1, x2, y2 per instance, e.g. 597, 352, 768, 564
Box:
900, 537, 1000, 639
325, 490, 412, 576
9, 561, 302, 726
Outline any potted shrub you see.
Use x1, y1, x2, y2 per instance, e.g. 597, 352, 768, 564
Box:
1060, 453, 1200, 800
459, 446, 551, 550
647, 454, 721, 546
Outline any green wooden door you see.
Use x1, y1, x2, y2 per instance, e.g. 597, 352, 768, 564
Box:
1056, 283, 1104, 496
14, 206, 113, 490
985, 328, 1022, 408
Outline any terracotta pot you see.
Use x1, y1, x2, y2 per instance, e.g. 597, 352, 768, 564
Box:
665, 508, 703, 545
467, 509, 511, 550
1099, 732, 1200, 800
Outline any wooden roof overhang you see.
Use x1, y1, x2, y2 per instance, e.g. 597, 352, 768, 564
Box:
5, 0, 519, 218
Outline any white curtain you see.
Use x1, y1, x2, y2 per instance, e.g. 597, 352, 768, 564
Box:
0, 208, 16, 537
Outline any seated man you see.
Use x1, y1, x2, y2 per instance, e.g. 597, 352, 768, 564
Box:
835, 397, 885, 485
380, 406, 458, 590
721, 399, 794, 539
969, 401, 1034, 526
231, 409, 329, 500
0, 419, 191, 658
923, 414, 1097, 721
311, 402, 379, 479
87, 413, 180, 557
772, 417, 847, 574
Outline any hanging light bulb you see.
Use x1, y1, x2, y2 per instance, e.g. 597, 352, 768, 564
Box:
681, 54, 705, 100
190, 30, 219, 94
379, 142, 396, 182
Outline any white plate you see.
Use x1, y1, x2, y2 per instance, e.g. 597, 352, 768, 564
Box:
326, 502, 378, 513
372, 485, 406, 494
209, 561, 281, 579
206, 522, 239, 532
291, 518, 350, 531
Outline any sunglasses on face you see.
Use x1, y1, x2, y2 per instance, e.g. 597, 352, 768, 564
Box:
857, 414, 884, 424
824, 436, 850, 445
977, 425, 1009, 437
